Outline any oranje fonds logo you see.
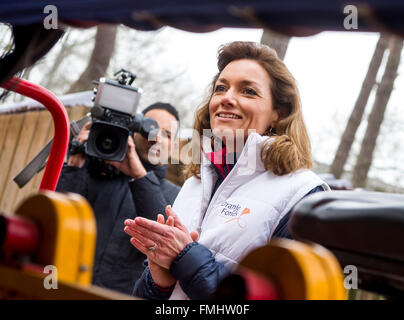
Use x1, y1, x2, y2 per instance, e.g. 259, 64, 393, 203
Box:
217, 201, 250, 228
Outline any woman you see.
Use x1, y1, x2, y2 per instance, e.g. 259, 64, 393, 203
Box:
124, 41, 329, 300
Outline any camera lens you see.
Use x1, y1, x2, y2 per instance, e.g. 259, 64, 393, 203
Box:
86, 121, 129, 161
95, 131, 120, 155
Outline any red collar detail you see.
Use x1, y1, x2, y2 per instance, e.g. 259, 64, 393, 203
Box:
205, 146, 228, 179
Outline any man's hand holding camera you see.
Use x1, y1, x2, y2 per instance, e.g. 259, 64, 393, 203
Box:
68, 121, 147, 179
67, 121, 91, 168
106, 135, 147, 179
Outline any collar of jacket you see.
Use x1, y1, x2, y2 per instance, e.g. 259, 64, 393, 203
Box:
142, 161, 167, 180
205, 145, 239, 180
201, 132, 273, 177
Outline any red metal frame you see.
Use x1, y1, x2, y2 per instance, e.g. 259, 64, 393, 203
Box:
0, 215, 39, 259
1, 77, 70, 191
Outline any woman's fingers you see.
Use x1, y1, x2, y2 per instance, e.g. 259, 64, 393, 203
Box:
124, 225, 139, 238
129, 237, 150, 255
166, 205, 181, 223
124, 219, 135, 226
125, 220, 166, 245
133, 223, 166, 244
128, 228, 171, 269
166, 216, 174, 227
125, 217, 167, 242
127, 228, 158, 256
128, 228, 156, 248
126, 217, 168, 259
165, 205, 187, 232
157, 214, 165, 224
190, 230, 199, 242
124, 225, 154, 243
133, 216, 170, 236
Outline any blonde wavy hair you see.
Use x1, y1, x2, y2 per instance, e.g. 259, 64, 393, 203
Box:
184, 41, 313, 179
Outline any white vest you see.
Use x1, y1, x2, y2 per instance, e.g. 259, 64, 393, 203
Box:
169, 133, 329, 299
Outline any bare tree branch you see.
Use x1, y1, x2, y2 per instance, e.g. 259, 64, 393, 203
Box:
67, 24, 118, 93
330, 34, 390, 178
352, 36, 403, 188
260, 28, 290, 60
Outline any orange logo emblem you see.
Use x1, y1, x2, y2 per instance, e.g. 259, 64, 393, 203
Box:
223, 207, 250, 228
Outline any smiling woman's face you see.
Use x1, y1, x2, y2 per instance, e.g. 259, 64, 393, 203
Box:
209, 59, 279, 142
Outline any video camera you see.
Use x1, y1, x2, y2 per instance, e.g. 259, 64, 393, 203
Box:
85, 69, 159, 162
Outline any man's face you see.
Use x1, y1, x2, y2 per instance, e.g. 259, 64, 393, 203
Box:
133, 108, 178, 166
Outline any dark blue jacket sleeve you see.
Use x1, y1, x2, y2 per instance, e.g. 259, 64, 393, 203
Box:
272, 185, 325, 239
133, 263, 174, 300
129, 171, 180, 221
133, 242, 230, 300
169, 242, 230, 300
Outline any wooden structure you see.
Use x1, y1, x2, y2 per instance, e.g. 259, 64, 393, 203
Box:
0, 91, 92, 214
0, 90, 191, 214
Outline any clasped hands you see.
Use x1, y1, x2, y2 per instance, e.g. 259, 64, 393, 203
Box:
124, 205, 199, 288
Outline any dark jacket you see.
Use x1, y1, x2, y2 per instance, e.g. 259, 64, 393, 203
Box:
56, 158, 180, 295
133, 154, 325, 299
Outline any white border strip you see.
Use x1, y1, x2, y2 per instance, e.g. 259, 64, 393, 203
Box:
0, 90, 93, 114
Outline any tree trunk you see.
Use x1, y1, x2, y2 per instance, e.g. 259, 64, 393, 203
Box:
67, 24, 117, 93
329, 34, 389, 179
260, 29, 290, 60
352, 37, 403, 188
43, 32, 72, 89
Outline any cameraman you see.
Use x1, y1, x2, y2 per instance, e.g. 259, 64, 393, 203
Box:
56, 102, 180, 295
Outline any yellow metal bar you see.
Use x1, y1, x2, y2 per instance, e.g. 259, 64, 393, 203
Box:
239, 238, 347, 300
14, 191, 97, 285
64, 192, 97, 285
